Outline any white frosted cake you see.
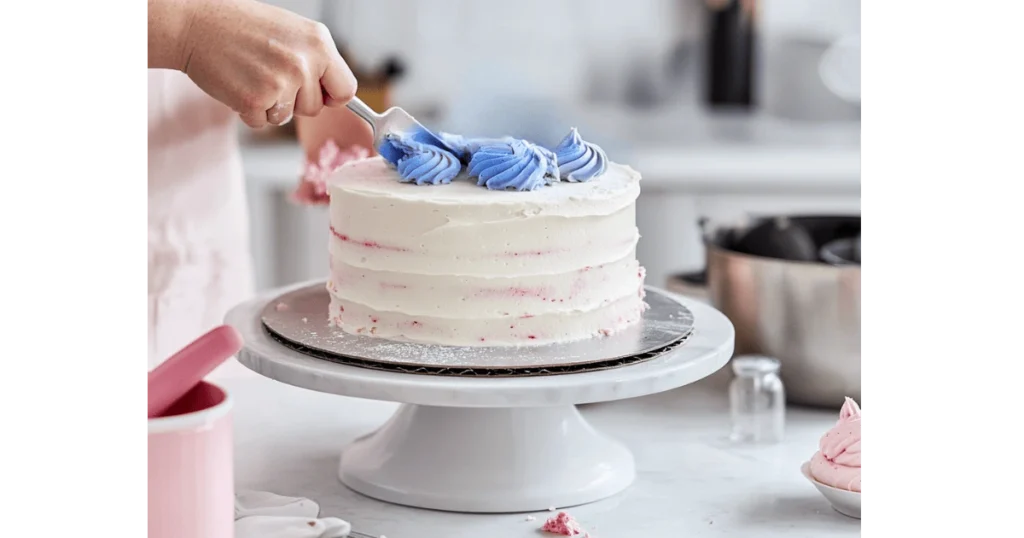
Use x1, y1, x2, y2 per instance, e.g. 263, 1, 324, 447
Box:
325, 129, 646, 346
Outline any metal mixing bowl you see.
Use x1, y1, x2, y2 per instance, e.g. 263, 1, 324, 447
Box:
703, 216, 860, 408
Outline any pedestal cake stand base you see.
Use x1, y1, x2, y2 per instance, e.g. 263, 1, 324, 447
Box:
340, 405, 633, 512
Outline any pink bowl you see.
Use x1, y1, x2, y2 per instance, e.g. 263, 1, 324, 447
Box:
149, 381, 234, 538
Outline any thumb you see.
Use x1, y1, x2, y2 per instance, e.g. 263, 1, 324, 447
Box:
322, 50, 358, 107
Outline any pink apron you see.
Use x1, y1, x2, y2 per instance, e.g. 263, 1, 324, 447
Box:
148, 70, 254, 369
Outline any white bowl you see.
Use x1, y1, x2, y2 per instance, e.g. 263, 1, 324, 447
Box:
801, 462, 861, 519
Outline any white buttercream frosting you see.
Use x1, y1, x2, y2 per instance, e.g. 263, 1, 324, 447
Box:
326, 156, 646, 346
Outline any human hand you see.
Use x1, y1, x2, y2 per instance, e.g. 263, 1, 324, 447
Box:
180, 0, 357, 128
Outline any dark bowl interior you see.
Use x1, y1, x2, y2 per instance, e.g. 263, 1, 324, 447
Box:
820, 236, 861, 265
706, 215, 861, 263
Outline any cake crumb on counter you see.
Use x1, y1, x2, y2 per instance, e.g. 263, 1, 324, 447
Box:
541, 511, 584, 536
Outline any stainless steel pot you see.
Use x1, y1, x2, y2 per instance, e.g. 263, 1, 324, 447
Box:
701, 216, 860, 408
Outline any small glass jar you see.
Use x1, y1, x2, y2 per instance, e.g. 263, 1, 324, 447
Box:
729, 355, 785, 443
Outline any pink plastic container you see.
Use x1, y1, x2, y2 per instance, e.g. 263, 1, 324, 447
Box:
149, 381, 234, 538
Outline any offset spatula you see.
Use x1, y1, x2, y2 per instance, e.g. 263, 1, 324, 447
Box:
345, 96, 455, 155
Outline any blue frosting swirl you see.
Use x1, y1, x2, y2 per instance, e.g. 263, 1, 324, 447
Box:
466, 139, 559, 191
437, 132, 508, 163
378, 128, 608, 190
551, 128, 608, 182
378, 134, 461, 185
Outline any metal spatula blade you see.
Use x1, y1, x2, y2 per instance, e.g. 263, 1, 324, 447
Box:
345, 96, 454, 154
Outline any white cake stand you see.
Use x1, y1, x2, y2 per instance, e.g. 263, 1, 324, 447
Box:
225, 283, 734, 513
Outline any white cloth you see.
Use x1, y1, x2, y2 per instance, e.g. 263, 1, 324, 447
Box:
235, 490, 352, 538
148, 69, 255, 369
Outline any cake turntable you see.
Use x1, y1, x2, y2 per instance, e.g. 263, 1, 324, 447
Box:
225, 281, 734, 513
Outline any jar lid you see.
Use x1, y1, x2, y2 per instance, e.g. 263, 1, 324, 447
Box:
732, 355, 780, 376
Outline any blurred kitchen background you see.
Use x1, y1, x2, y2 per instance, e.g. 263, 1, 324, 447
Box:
241, 0, 860, 294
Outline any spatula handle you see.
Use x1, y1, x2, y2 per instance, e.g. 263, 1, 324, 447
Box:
345, 96, 381, 133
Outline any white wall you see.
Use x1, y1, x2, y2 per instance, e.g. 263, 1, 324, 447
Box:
266, 0, 859, 110
315, 0, 686, 109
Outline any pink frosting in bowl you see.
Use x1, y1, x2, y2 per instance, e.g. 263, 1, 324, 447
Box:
292, 140, 369, 206
809, 397, 861, 492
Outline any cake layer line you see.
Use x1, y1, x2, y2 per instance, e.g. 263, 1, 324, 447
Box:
329, 201, 637, 261
327, 253, 644, 318
329, 226, 640, 277
328, 289, 648, 347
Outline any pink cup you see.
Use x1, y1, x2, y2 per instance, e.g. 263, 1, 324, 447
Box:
149, 381, 234, 538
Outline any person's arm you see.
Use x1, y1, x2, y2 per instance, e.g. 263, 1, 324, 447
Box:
148, 0, 358, 128
148, 0, 197, 70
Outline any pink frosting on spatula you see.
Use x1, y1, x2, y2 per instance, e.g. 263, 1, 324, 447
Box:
147, 325, 244, 418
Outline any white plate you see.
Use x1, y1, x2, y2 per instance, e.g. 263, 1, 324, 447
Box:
801, 462, 861, 519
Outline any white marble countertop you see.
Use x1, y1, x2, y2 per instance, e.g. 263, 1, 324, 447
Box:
219, 365, 860, 538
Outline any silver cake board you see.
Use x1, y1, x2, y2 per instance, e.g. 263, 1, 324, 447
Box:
260, 283, 695, 377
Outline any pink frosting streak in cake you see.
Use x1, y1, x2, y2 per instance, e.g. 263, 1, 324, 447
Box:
330, 226, 409, 252
541, 512, 584, 536
809, 397, 862, 492
292, 141, 369, 206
